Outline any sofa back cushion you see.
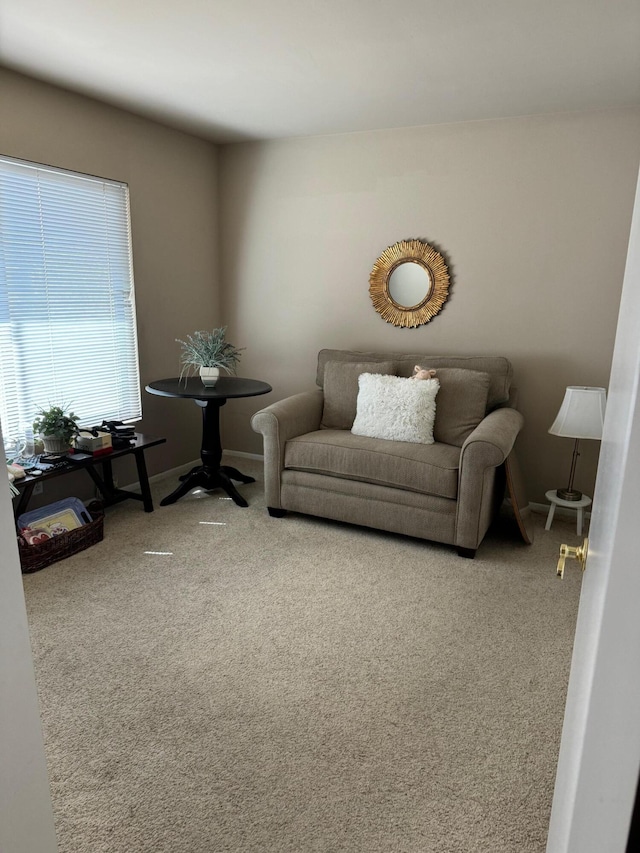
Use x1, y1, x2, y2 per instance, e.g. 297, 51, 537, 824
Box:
321, 360, 395, 429
317, 349, 512, 411
426, 368, 491, 446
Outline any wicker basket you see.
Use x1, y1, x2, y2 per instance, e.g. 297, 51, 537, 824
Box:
18, 502, 105, 574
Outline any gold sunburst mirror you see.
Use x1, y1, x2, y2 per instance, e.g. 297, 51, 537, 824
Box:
369, 239, 450, 328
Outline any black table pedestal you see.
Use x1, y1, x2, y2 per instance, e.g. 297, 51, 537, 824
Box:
159, 398, 255, 507
146, 376, 271, 509
160, 465, 254, 507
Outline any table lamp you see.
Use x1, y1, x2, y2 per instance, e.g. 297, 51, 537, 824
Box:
549, 386, 606, 501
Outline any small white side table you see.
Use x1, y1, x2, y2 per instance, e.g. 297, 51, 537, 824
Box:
545, 490, 592, 536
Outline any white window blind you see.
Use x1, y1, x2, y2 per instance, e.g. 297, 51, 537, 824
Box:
0, 156, 142, 444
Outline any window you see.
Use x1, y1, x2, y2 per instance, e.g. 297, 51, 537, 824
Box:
0, 156, 142, 444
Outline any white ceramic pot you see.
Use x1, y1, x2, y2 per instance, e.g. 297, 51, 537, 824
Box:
199, 366, 220, 387
42, 435, 71, 454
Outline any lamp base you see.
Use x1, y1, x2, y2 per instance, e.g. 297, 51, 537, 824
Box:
557, 487, 583, 502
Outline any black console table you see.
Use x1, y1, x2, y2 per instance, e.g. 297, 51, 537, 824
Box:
145, 376, 271, 507
12, 433, 166, 518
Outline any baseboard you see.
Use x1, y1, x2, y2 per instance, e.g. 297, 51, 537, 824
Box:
149, 459, 201, 485
122, 451, 264, 492
222, 449, 264, 462
530, 500, 591, 520
118, 459, 199, 493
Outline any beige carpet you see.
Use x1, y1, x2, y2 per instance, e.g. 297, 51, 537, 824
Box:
22, 455, 583, 853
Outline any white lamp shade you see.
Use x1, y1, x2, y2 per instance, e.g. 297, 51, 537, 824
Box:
549, 386, 607, 439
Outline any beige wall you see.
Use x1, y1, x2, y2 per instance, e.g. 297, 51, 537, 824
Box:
219, 109, 640, 503
2, 68, 639, 506
0, 68, 220, 489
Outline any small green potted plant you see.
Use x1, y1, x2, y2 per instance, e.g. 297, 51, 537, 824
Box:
176, 327, 244, 386
33, 404, 80, 453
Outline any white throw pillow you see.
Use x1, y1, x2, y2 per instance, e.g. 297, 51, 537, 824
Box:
351, 373, 440, 444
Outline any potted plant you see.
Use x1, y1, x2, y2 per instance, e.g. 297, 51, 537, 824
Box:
176, 327, 244, 387
33, 404, 80, 453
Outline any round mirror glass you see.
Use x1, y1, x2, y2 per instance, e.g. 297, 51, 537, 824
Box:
369, 238, 450, 328
387, 261, 433, 308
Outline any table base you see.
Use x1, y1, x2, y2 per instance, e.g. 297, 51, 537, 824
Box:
13, 434, 165, 517
544, 489, 592, 537
145, 377, 272, 511
160, 464, 255, 508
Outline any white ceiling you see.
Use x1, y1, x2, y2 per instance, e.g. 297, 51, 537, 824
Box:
1, 0, 639, 143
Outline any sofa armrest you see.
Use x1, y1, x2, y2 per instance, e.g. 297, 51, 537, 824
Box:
461, 407, 524, 463
455, 407, 524, 549
251, 389, 324, 508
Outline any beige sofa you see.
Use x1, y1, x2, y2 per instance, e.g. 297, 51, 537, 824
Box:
251, 349, 523, 557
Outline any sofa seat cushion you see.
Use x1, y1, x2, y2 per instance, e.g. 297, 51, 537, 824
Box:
284, 429, 460, 499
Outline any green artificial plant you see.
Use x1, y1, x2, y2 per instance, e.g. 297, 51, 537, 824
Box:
176, 327, 244, 381
33, 404, 80, 444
